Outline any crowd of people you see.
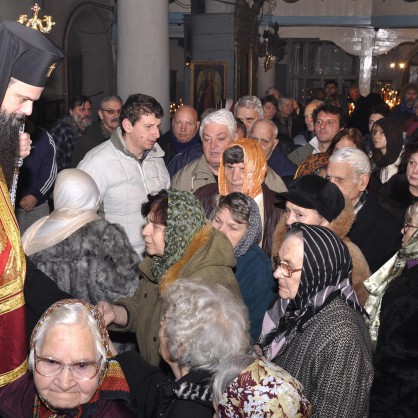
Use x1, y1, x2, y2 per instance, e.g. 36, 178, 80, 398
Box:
1, 18, 418, 418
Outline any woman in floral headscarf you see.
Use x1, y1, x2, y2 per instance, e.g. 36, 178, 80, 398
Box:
258, 223, 373, 418
0, 299, 134, 417
97, 189, 241, 366
213, 354, 312, 417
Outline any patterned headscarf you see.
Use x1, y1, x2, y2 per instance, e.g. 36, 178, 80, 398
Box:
218, 138, 267, 198
294, 153, 329, 179
218, 357, 312, 417
259, 223, 365, 360
30, 299, 130, 418
151, 189, 208, 281
209, 193, 262, 259
30, 299, 111, 357
365, 219, 418, 346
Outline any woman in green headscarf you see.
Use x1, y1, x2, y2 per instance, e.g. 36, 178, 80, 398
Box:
97, 189, 240, 366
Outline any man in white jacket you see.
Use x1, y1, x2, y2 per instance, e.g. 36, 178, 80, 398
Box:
78, 93, 170, 258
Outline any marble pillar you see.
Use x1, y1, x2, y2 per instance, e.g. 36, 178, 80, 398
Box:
117, 0, 170, 131
257, 56, 277, 98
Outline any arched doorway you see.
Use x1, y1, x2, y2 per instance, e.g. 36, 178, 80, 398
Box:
63, 3, 115, 114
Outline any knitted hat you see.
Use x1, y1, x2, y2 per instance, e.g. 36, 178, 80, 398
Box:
276, 174, 344, 222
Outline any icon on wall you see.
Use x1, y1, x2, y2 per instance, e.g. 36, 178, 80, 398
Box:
190, 62, 227, 117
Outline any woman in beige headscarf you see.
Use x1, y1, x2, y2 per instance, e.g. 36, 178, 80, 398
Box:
22, 168, 139, 305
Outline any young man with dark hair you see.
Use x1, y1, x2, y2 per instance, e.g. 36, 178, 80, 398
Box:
287, 104, 345, 165
78, 93, 170, 257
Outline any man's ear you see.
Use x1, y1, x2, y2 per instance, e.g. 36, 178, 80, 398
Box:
272, 138, 279, 150
98, 109, 104, 122
121, 118, 132, 133
357, 173, 369, 192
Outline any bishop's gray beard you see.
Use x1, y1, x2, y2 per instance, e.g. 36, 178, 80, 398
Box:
0, 111, 24, 186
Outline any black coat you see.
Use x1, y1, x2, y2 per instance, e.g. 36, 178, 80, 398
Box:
116, 351, 214, 418
348, 196, 402, 273
24, 256, 71, 345
377, 173, 418, 223
370, 263, 418, 417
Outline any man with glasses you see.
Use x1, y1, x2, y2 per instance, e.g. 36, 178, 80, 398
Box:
250, 119, 296, 186
288, 104, 344, 165
71, 95, 123, 166
51, 95, 92, 172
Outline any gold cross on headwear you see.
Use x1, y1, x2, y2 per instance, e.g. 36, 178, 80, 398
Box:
47, 63, 56, 77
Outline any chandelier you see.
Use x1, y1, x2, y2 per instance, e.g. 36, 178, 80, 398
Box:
17, 3, 55, 33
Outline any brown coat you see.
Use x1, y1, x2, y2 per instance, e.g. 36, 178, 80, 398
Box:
113, 224, 240, 366
271, 200, 370, 305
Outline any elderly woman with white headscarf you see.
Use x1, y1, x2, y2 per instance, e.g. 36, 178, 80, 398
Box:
0, 299, 134, 417
22, 169, 139, 305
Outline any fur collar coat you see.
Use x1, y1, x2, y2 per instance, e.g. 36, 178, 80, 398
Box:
114, 225, 240, 366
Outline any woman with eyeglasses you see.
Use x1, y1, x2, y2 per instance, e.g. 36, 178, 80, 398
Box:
257, 223, 373, 418
0, 299, 134, 417
365, 200, 418, 417
97, 189, 241, 367
272, 174, 370, 305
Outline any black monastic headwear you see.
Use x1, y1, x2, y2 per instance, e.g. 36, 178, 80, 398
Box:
0, 20, 64, 104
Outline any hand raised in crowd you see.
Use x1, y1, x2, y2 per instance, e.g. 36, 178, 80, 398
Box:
96, 301, 128, 327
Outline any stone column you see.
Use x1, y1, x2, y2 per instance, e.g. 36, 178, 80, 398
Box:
257, 56, 276, 98
117, 0, 170, 131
